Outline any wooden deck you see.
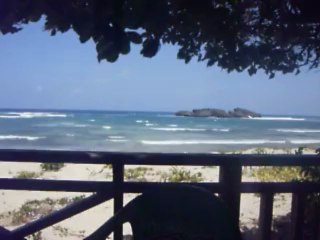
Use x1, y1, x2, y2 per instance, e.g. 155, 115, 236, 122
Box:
0, 149, 320, 240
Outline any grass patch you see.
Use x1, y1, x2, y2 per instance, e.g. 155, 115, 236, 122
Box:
53, 225, 69, 237
160, 167, 203, 182
26, 231, 42, 240
249, 166, 302, 182
124, 167, 152, 181
15, 171, 42, 179
10, 195, 86, 225
40, 162, 65, 172
254, 147, 267, 154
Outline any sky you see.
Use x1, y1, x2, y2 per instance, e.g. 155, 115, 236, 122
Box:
0, 22, 320, 116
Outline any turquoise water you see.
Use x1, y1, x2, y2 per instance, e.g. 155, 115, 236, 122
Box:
0, 110, 320, 153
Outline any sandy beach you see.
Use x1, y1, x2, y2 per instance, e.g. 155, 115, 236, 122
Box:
0, 147, 317, 239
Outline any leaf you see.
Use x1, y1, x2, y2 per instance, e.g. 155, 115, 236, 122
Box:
79, 33, 91, 43
106, 51, 119, 62
127, 31, 142, 44
140, 38, 160, 58
120, 37, 130, 55
247, 66, 257, 75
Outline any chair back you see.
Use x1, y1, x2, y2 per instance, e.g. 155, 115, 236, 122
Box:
125, 186, 241, 240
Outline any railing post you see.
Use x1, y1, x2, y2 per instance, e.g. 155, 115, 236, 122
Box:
219, 162, 242, 225
290, 193, 306, 240
258, 192, 274, 240
113, 162, 124, 240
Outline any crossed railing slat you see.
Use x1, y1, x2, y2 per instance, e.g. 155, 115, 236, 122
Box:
0, 149, 319, 240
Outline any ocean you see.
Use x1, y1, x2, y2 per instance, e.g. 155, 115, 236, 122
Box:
0, 110, 320, 153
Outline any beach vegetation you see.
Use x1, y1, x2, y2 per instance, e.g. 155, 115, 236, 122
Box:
249, 166, 302, 182
160, 167, 203, 182
26, 231, 42, 240
254, 148, 267, 154
53, 225, 69, 237
40, 162, 65, 172
124, 167, 152, 181
10, 195, 86, 225
15, 171, 42, 179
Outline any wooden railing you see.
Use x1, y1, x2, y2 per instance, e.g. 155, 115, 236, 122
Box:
0, 149, 320, 240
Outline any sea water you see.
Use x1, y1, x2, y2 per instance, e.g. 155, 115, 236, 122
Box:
0, 110, 319, 153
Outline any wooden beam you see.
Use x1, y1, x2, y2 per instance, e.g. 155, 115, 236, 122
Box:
258, 192, 274, 240
0, 149, 319, 166
289, 193, 306, 240
219, 163, 242, 225
113, 162, 124, 240
0, 179, 320, 193
12, 193, 113, 238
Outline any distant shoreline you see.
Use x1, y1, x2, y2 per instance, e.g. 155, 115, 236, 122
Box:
0, 108, 319, 117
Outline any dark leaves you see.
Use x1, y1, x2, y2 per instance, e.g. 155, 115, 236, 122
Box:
141, 37, 160, 58
126, 31, 142, 44
1, 0, 320, 77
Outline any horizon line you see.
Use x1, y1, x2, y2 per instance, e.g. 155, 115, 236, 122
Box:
0, 107, 319, 117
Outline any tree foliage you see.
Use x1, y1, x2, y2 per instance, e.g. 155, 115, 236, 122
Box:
1, 0, 320, 77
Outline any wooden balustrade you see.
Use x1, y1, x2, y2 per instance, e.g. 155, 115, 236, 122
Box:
0, 149, 319, 240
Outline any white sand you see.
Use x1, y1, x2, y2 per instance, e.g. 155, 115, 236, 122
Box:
0, 148, 317, 239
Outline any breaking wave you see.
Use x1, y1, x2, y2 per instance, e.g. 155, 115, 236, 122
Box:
0, 135, 45, 141
141, 139, 286, 145
108, 136, 125, 139
150, 127, 206, 132
290, 139, 320, 144
212, 128, 230, 132
0, 112, 68, 119
249, 117, 305, 121
274, 129, 320, 133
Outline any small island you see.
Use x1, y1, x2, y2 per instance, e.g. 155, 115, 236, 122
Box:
175, 108, 262, 118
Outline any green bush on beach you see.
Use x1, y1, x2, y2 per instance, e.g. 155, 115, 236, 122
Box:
160, 167, 203, 182
10, 196, 86, 225
15, 171, 42, 179
40, 162, 65, 172
124, 167, 152, 181
249, 166, 302, 182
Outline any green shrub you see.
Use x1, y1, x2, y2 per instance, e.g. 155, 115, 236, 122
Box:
40, 162, 64, 171
11, 196, 84, 225
26, 231, 42, 240
160, 167, 203, 182
53, 226, 69, 237
15, 171, 42, 179
249, 166, 301, 182
124, 167, 151, 181
254, 147, 267, 154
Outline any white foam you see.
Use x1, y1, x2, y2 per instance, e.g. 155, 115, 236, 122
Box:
0, 115, 23, 119
150, 127, 206, 132
66, 133, 75, 137
168, 124, 178, 127
275, 129, 320, 133
35, 122, 87, 128
290, 139, 320, 144
108, 136, 125, 139
103, 126, 112, 130
107, 139, 128, 142
0, 135, 45, 141
89, 119, 96, 122
141, 139, 286, 145
248, 117, 305, 121
0, 112, 68, 119
72, 124, 88, 127
136, 120, 143, 123
145, 123, 156, 126
212, 128, 230, 132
